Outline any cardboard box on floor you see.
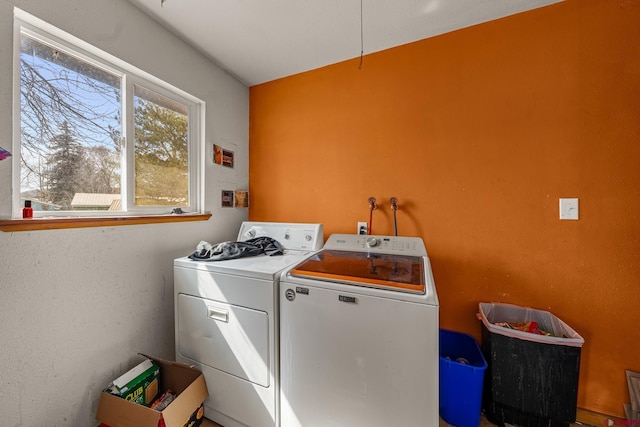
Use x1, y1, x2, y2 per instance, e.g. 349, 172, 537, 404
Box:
96, 355, 208, 427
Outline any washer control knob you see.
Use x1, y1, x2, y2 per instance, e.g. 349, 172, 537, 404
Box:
305, 234, 312, 241
366, 237, 378, 247
284, 233, 290, 240
246, 229, 256, 238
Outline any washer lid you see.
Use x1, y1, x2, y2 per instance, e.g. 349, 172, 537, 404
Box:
289, 249, 426, 294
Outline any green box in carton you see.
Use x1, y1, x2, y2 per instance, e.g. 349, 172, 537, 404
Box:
112, 358, 160, 406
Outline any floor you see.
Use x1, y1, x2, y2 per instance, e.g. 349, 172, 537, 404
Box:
200, 412, 593, 427
200, 418, 472, 427
200, 417, 478, 427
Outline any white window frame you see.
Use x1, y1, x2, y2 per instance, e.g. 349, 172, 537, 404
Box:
12, 8, 205, 218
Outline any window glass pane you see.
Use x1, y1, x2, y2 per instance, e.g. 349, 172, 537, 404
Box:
133, 84, 189, 207
20, 33, 122, 212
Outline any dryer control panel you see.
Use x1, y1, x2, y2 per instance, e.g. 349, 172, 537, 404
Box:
238, 222, 324, 251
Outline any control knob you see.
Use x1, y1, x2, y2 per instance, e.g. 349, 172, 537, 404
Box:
366, 237, 378, 248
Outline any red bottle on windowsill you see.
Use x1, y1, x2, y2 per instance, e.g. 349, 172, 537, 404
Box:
22, 200, 33, 219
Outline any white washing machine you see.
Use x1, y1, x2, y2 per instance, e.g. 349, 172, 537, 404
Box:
174, 222, 324, 427
279, 234, 439, 427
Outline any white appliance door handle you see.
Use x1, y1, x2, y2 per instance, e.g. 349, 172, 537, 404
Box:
207, 306, 229, 323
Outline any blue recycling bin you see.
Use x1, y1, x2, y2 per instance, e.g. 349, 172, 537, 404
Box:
439, 329, 488, 427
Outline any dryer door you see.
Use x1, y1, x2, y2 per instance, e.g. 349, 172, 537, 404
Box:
177, 293, 270, 387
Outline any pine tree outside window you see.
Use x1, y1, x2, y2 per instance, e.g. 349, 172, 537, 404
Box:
13, 10, 203, 218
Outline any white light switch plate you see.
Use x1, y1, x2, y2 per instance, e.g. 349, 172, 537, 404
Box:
559, 198, 579, 220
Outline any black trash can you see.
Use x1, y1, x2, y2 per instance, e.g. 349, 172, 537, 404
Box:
478, 302, 584, 427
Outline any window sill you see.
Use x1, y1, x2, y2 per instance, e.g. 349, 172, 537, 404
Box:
0, 213, 212, 232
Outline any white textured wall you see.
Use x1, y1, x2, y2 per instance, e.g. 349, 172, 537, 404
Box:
0, 0, 249, 425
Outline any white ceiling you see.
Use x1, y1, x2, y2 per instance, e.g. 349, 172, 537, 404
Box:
128, 0, 562, 86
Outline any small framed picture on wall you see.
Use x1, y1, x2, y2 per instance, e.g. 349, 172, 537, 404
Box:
214, 144, 223, 165
221, 190, 234, 207
235, 191, 248, 208
222, 149, 234, 168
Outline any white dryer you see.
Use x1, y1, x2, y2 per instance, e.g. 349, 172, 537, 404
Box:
279, 234, 439, 427
174, 222, 323, 427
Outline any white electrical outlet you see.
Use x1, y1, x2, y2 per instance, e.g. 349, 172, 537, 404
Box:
559, 198, 579, 220
357, 222, 368, 235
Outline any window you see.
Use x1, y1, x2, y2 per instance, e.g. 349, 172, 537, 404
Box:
13, 10, 204, 218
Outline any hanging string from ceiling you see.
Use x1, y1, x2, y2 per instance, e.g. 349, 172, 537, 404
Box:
359, 0, 364, 69
161, 0, 166, 7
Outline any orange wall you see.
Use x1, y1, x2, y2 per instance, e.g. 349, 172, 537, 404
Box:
249, 0, 640, 417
